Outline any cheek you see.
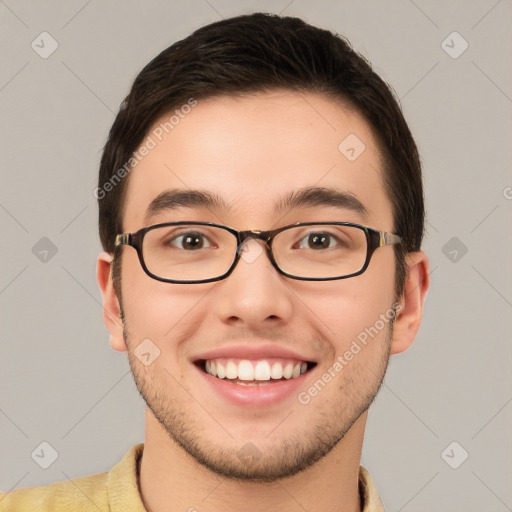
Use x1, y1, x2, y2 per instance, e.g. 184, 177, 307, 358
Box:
301, 266, 396, 351
120, 252, 214, 346
121, 251, 159, 316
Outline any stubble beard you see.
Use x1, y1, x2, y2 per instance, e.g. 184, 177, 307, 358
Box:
121, 308, 392, 483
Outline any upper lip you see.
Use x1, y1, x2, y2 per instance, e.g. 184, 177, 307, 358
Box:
191, 343, 317, 363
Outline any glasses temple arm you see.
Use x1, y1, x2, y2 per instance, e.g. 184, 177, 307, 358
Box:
379, 232, 402, 246
115, 233, 131, 247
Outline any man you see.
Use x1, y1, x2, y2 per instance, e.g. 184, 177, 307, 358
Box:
1, 12, 429, 511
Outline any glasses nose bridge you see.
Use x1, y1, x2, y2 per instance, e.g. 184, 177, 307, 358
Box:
235, 229, 276, 268
237, 228, 273, 247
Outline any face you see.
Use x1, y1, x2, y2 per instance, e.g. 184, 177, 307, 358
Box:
111, 91, 400, 481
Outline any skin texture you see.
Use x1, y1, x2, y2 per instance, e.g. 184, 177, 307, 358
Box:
97, 90, 430, 512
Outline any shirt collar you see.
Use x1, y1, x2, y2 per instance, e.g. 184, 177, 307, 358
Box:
108, 444, 384, 511
108, 443, 146, 512
359, 465, 385, 511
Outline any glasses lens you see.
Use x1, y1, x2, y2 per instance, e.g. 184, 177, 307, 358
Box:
273, 224, 368, 279
142, 224, 237, 282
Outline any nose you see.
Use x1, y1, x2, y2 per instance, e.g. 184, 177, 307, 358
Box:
212, 238, 294, 329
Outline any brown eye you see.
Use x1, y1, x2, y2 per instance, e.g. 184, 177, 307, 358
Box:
170, 232, 210, 250
309, 234, 330, 249
298, 232, 338, 250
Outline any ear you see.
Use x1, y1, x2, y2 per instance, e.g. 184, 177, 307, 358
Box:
97, 251, 127, 352
390, 251, 430, 355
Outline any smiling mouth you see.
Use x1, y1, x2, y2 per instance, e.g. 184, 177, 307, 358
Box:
195, 358, 317, 385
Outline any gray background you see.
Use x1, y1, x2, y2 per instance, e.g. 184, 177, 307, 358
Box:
1, 0, 511, 510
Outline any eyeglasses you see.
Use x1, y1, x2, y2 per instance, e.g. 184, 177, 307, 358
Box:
114, 221, 402, 284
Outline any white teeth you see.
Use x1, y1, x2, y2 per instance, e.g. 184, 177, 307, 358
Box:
238, 360, 254, 380
282, 362, 293, 379
204, 358, 310, 382
225, 360, 238, 379
270, 362, 283, 379
254, 361, 271, 380
216, 362, 226, 379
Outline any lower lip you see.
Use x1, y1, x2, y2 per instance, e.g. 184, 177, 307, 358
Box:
195, 364, 314, 407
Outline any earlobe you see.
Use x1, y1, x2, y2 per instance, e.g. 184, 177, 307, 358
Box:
390, 251, 430, 355
97, 251, 127, 352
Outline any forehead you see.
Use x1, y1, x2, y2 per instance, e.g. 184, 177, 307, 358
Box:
122, 91, 392, 231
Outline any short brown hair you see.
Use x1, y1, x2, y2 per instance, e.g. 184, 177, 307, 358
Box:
98, 13, 424, 300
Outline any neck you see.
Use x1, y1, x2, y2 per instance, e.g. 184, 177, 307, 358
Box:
139, 409, 366, 512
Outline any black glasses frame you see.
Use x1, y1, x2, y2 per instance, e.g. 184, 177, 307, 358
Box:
114, 221, 402, 284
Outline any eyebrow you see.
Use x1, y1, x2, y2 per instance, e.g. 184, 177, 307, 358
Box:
143, 189, 228, 224
143, 186, 368, 225
273, 186, 368, 219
